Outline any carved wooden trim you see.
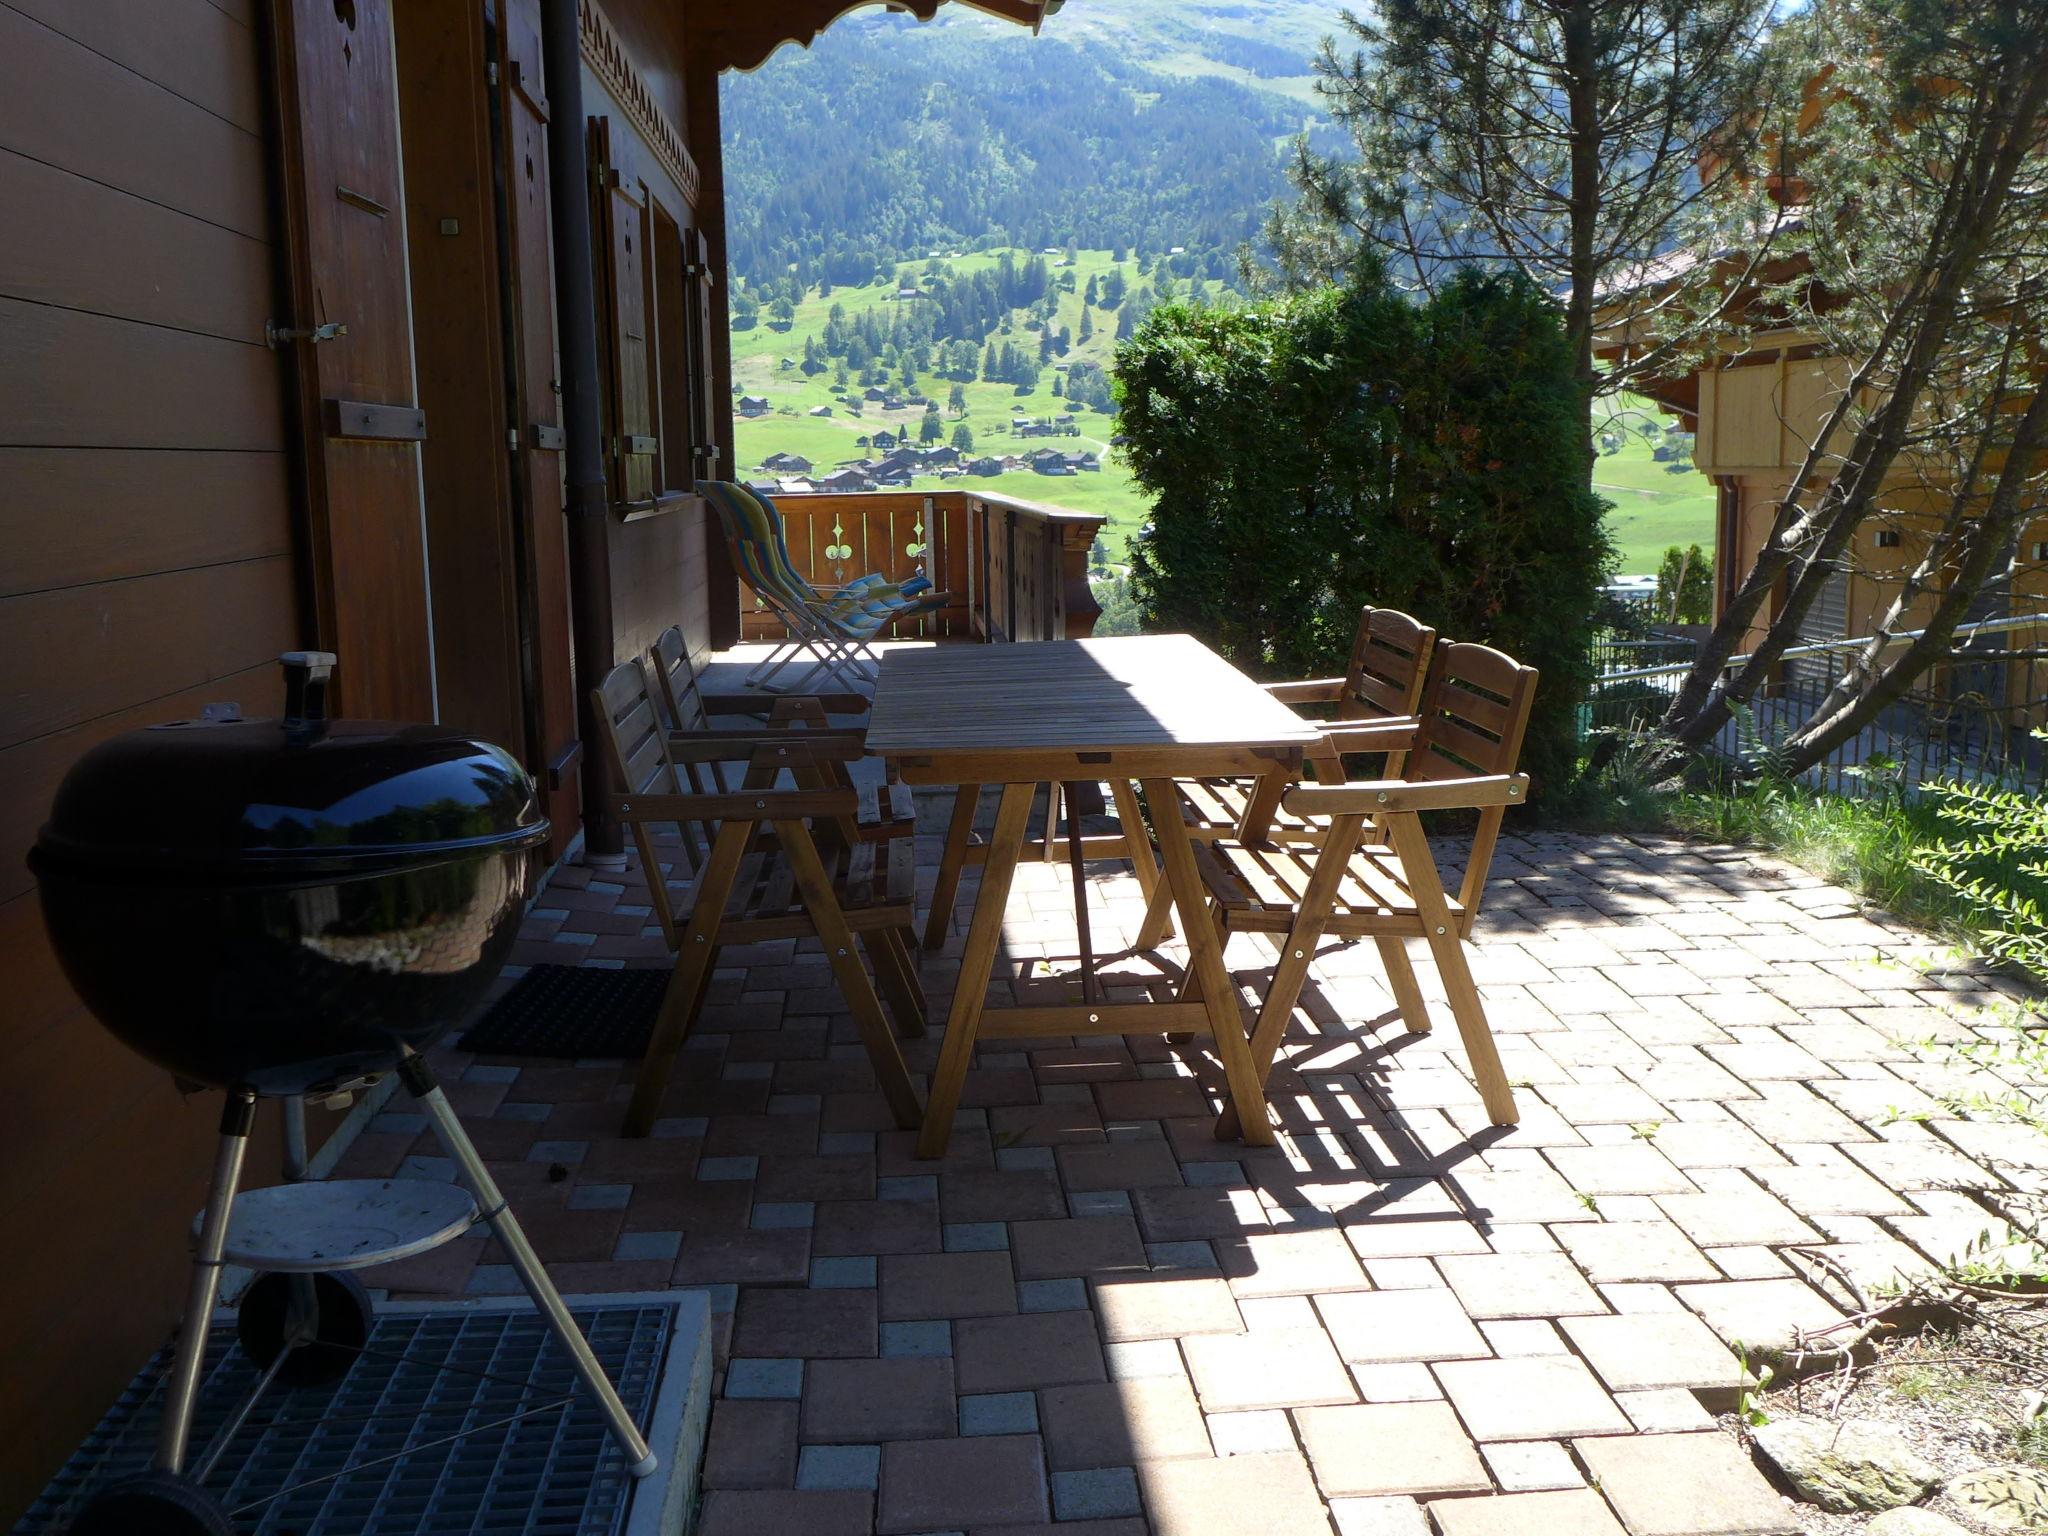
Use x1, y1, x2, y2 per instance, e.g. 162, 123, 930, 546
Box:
579, 0, 702, 207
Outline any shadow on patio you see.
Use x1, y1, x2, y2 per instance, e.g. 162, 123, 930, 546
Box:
321, 764, 2043, 1535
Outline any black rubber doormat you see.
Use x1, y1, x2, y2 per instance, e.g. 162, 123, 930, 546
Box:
458, 964, 669, 1059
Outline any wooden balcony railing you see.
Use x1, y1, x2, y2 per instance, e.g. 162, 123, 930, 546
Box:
738, 490, 1105, 645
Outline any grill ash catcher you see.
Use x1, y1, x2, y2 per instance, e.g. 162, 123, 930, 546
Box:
29, 652, 657, 1535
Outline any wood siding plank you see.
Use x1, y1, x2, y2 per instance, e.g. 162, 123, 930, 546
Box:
0, 562, 296, 752
0, 298, 285, 451
0, 448, 291, 598
0, 4, 268, 237
0, 150, 271, 344
0, 659, 288, 911
7, 0, 264, 132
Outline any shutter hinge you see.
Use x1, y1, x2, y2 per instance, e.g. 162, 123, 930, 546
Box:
508, 428, 520, 452
486, 59, 499, 87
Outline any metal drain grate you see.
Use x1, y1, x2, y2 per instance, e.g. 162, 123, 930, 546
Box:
18, 1301, 673, 1536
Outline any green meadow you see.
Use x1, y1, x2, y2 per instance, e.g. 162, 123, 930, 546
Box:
730, 252, 1713, 575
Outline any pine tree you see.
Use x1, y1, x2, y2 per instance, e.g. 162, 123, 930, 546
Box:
1078, 308, 1094, 344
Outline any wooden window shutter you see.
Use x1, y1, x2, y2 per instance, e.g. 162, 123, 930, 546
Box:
684, 226, 721, 482
591, 117, 656, 505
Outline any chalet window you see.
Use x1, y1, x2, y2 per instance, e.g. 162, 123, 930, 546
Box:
1873, 530, 1902, 549
590, 116, 716, 511
2033, 540, 2048, 563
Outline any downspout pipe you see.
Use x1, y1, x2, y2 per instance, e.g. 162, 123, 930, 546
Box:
539, 0, 621, 858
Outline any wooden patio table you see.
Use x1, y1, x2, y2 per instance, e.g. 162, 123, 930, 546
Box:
867, 634, 1323, 1157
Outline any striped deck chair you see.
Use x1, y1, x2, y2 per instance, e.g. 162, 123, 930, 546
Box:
700, 481, 950, 693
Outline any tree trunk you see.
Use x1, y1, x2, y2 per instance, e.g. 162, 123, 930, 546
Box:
1775, 380, 2048, 771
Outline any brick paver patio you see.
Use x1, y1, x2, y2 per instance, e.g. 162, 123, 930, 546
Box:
337, 789, 2040, 1536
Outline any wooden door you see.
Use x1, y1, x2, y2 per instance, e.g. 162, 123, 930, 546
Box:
593, 118, 656, 505
498, 0, 581, 857
272, 0, 435, 721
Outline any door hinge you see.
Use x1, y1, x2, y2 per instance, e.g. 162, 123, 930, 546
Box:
266, 320, 348, 349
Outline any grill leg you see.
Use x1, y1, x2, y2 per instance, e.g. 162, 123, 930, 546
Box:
155, 1087, 257, 1474
399, 1051, 658, 1479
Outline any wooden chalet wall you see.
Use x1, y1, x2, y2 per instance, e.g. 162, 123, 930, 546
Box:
0, 0, 314, 1515
582, 0, 732, 664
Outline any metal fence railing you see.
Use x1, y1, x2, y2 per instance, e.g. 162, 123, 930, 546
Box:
1583, 612, 2048, 797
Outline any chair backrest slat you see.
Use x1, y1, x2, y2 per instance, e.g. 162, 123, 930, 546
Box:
1340, 607, 1437, 722
651, 625, 712, 733
1401, 639, 1538, 927
1410, 641, 1536, 783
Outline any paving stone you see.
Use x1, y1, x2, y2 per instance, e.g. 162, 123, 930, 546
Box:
811, 1255, 877, 1288
1751, 1163, 1916, 1217
726, 1357, 804, 1399
1673, 1278, 1847, 1352
1546, 1145, 1698, 1196
960, 1390, 1040, 1437
880, 1250, 1017, 1320
798, 1442, 882, 1490
1213, 1226, 1370, 1297
1433, 1356, 1631, 1440
954, 1310, 1107, 1393
1328, 1496, 1429, 1536
698, 1489, 873, 1536
1479, 1319, 1566, 1357
1090, 1273, 1244, 1341
1559, 1311, 1749, 1395
813, 1196, 942, 1255
1352, 1362, 1443, 1402
1552, 1221, 1720, 1284
1206, 1408, 1295, 1456
1616, 1388, 1716, 1433
1051, 1466, 1143, 1520
938, 1167, 1068, 1222
1314, 1287, 1490, 1364
1575, 1431, 1801, 1535
1010, 1215, 1148, 1278
1481, 1439, 1585, 1491
881, 1320, 953, 1358
1654, 1186, 1821, 1248
1057, 1140, 1186, 1190
1842, 1138, 2003, 1192
672, 1228, 813, 1286
1646, 1121, 1790, 1170
1437, 1251, 1607, 1319
1136, 1451, 1335, 1536
1041, 1376, 1212, 1469
703, 1398, 800, 1489
944, 1221, 1010, 1252
1427, 1488, 1629, 1536
877, 1433, 1050, 1534
1182, 1327, 1358, 1412
1447, 1168, 1603, 1226
802, 1357, 957, 1442
1296, 1402, 1489, 1497
1018, 1276, 1087, 1312
1132, 1184, 1275, 1242
734, 1289, 879, 1359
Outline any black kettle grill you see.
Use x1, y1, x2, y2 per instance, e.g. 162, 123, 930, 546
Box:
30, 654, 656, 1535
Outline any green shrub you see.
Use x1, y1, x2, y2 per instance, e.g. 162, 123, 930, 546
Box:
1913, 741, 2048, 988
1115, 264, 1611, 789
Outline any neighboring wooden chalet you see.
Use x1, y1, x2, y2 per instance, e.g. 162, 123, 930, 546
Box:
0, 0, 1052, 1515
737, 393, 772, 416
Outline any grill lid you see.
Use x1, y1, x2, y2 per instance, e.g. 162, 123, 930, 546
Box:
32, 653, 549, 879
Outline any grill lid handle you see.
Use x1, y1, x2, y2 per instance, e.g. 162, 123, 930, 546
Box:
280, 651, 338, 735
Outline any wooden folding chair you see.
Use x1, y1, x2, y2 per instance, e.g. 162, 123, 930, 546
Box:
1132, 607, 1437, 954
1176, 606, 1438, 844
591, 659, 927, 1137
1195, 640, 1539, 1135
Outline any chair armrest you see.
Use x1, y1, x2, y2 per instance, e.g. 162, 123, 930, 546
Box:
1263, 677, 1348, 704
701, 693, 870, 718
1282, 773, 1529, 815
612, 785, 858, 821
1312, 717, 1420, 751
664, 734, 867, 766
